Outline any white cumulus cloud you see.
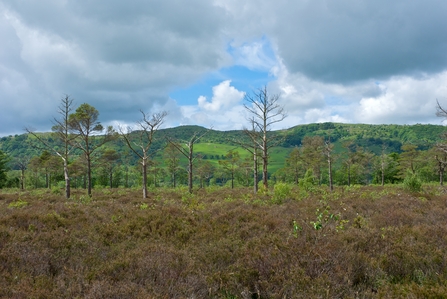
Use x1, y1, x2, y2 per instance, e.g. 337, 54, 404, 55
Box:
197, 80, 245, 112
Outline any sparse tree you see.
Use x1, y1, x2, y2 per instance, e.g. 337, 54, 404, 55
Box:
398, 144, 419, 177
28, 156, 42, 188
0, 150, 8, 188
69, 157, 87, 189
342, 141, 368, 186
237, 157, 253, 187
27, 152, 61, 189
243, 86, 287, 190
36, 151, 61, 189
218, 149, 241, 189
26, 95, 76, 198
235, 118, 261, 193
196, 160, 215, 188
68, 103, 116, 196
14, 157, 29, 190
45, 155, 63, 187
120, 110, 167, 198
379, 145, 390, 186
167, 128, 210, 193
98, 149, 120, 188
323, 138, 334, 191
372, 150, 398, 185
434, 149, 447, 186
436, 100, 447, 121
301, 136, 324, 184
39, 151, 52, 188
435, 100, 447, 185
164, 142, 182, 188
283, 147, 303, 184
148, 160, 164, 188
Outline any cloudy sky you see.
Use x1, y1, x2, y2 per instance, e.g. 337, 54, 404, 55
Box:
1, 0, 446, 136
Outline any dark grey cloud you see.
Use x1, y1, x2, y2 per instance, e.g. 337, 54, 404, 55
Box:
0, 0, 231, 135
0, 0, 446, 137
3, 1, 226, 66
269, 0, 447, 83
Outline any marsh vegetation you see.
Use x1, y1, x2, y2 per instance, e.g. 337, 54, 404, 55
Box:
1, 184, 446, 298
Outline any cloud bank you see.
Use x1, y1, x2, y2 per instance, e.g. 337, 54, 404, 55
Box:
0, 0, 446, 136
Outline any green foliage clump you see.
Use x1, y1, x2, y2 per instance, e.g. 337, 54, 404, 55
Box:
299, 169, 317, 191
0, 150, 9, 188
272, 182, 292, 203
8, 199, 28, 208
403, 171, 422, 192
51, 186, 62, 195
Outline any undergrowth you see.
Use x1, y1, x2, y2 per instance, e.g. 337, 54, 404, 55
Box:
0, 185, 446, 298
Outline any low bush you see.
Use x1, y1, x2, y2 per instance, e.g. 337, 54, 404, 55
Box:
272, 182, 292, 203
403, 171, 422, 192
0, 185, 446, 298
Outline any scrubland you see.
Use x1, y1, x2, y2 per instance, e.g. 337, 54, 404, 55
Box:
1, 185, 447, 298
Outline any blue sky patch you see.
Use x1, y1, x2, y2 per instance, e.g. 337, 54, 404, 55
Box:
170, 36, 278, 105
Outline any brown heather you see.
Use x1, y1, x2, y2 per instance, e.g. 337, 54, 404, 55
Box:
0, 185, 447, 298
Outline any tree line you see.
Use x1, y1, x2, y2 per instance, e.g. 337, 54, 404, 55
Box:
1, 91, 447, 198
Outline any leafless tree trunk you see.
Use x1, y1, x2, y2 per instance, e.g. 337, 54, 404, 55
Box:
436, 101, 447, 186
243, 86, 286, 191
164, 143, 181, 188
434, 144, 447, 186
323, 139, 334, 192
253, 138, 259, 193
15, 158, 28, 190
435, 154, 447, 186
120, 110, 167, 199
26, 95, 76, 198
167, 129, 210, 194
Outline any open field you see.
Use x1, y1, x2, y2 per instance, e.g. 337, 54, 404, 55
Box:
194, 143, 292, 174
1, 185, 447, 298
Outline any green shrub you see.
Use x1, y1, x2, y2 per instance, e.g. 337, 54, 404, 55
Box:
51, 186, 62, 195
8, 199, 28, 208
139, 203, 149, 210
299, 169, 317, 191
403, 172, 422, 192
272, 182, 292, 203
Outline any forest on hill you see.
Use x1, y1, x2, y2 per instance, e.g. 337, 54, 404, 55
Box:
1, 122, 445, 158
0, 121, 446, 193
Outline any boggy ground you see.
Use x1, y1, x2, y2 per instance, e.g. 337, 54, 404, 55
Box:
0, 184, 446, 298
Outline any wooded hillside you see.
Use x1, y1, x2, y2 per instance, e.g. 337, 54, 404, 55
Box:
0, 122, 446, 191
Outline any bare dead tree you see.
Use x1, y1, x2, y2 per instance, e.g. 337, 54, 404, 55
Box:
434, 151, 447, 186
26, 95, 77, 198
436, 100, 447, 119
243, 86, 287, 190
167, 128, 210, 194
323, 138, 334, 192
120, 110, 167, 199
233, 118, 261, 193
435, 100, 447, 185
15, 157, 29, 190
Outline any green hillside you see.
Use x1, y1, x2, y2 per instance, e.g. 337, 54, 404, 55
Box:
1, 122, 446, 176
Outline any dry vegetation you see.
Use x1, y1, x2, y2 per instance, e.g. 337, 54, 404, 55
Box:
1, 185, 447, 298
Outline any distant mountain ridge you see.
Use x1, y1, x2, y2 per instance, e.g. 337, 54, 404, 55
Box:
1, 123, 445, 164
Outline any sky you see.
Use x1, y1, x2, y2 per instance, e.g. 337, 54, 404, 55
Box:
0, 0, 446, 137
